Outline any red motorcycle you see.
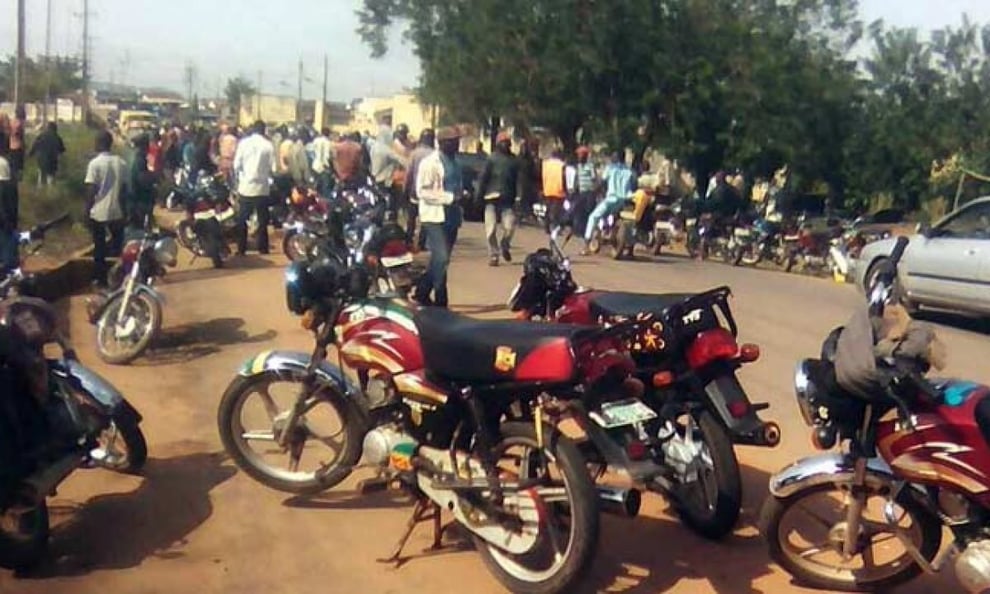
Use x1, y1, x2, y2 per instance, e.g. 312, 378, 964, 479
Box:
782, 215, 844, 273
508, 241, 780, 539
217, 256, 651, 594
762, 237, 990, 593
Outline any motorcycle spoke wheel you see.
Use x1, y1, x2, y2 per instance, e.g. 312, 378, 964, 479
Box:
96, 293, 160, 365
765, 483, 941, 590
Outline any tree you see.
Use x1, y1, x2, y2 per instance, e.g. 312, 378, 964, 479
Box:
0, 55, 83, 103
224, 76, 256, 120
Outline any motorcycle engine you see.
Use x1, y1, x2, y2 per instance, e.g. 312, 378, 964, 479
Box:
360, 424, 417, 468
956, 539, 990, 594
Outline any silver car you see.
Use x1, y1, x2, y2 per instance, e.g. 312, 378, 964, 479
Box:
850, 196, 990, 316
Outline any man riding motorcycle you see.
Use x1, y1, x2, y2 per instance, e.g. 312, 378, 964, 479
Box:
582, 150, 636, 255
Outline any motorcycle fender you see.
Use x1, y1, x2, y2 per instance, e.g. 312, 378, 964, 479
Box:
237, 350, 360, 401
92, 284, 166, 319
61, 359, 142, 421
700, 373, 776, 446
769, 453, 897, 499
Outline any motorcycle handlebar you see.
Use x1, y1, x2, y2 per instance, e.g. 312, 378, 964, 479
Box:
888, 236, 909, 268
27, 213, 70, 242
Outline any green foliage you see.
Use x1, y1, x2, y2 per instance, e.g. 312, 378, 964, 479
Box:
224, 76, 256, 119
358, 0, 990, 213
0, 56, 83, 103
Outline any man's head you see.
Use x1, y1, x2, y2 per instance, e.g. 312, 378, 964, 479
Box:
418, 128, 436, 148
394, 123, 410, 143
611, 150, 624, 164
46, 122, 57, 134
576, 146, 590, 163
437, 126, 461, 156
321, 127, 331, 138
252, 120, 266, 135
347, 131, 362, 143
133, 134, 150, 152
551, 149, 563, 160
496, 131, 512, 153
715, 170, 727, 185
95, 130, 114, 153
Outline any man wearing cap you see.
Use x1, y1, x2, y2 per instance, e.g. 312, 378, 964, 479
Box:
476, 131, 520, 265
412, 126, 462, 307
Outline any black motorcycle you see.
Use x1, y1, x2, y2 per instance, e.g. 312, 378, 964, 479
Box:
0, 222, 147, 569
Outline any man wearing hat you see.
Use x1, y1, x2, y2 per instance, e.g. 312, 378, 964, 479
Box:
475, 131, 520, 265
412, 126, 463, 307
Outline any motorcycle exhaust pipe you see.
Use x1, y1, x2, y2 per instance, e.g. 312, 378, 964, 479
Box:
598, 486, 642, 518
21, 453, 81, 504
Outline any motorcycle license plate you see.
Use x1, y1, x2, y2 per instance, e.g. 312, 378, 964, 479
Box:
381, 253, 413, 267
590, 399, 657, 429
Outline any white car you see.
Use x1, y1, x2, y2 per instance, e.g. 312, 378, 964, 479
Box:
850, 196, 990, 317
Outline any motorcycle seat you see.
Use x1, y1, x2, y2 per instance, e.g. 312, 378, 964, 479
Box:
414, 308, 595, 384
588, 292, 694, 321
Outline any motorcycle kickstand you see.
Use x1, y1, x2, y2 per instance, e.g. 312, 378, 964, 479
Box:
377, 498, 452, 566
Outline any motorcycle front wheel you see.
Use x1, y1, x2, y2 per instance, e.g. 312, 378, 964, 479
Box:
282, 228, 315, 263
474, 422, 599, 594
666, 410, 741, 540
0, 498, 49, 570
91, 416, 148, 474
95, 292, 162, 365
761, 481, 941, 592
217, 368, 365, 494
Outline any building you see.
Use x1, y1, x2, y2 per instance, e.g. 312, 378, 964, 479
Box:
239, 94, 353, 131
350, 93, 438, 137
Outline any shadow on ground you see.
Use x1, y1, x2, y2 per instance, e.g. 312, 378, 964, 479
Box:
137, 317, 277, 366
24, 448, 236, 578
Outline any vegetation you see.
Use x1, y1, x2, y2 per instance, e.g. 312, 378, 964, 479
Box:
224, 76, 257, 122
0, 56, 83, 103
358, 0, 990, 213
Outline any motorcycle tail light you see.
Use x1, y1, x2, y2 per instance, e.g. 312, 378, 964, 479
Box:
626, 440, 647, 461
121, 240, 141, 265
728, 401, 749, 419
380, 239, 409, 258
652, 371, 674, 388
686, 328, 739, 370
738, 343, 760, 362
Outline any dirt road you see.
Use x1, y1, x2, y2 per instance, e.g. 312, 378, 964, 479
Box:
4, 223, 981, 594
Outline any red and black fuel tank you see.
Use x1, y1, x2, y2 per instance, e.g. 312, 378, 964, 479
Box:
336, 300, 424, 375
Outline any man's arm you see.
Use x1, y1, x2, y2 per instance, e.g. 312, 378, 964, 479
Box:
475, 159, 493, 202
84, 160, 99, 215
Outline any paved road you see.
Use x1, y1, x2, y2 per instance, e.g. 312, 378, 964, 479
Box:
5, 223, 986, 594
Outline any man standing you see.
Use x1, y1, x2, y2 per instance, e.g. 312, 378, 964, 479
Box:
8, 106, 26, 182
28, 122, 66, 187
403, 128, 435, 249
84, 131, 128, 287
371, 124, 404, 212
584, 151, 635, 254
311, 127, 334, 196
568, 146, 598, 244
412, 126, 462, 308
233, 120, 275, 256
0, 132, 18, 271
541, 150, 567, 238
476, 131, 519, 266
218, 124, 238, 184
127, 135, 156, 228
518, 138, 541, 224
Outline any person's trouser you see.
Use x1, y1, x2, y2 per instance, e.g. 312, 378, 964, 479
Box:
89, 219, 125, 285
484, 202, 516, 258
585, 196, 623, 241
235, 194, 271, 254
315, 170, 334, 197
569, 192, 594, 237
0, 229, 19, 273
36, 170, 55, 187
444, 204, 462, 251
406, 201, 425, 249
415, 223, 450, 307
544, 198, 565, 237
129, 200, 154, 229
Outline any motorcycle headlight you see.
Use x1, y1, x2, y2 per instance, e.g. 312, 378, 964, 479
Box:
153, 237, 179, 267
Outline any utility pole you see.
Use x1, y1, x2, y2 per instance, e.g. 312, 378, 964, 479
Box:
297, 58, 303, 124
256, 69, 263, 121
81, 0, 91, 124
184, 61, 197, 107
14, 0, 26, 108
321, 54, 328, 130
44, 0, 54, 121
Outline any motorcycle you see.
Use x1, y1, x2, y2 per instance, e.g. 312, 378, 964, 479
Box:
216, 255, 652, 593
782, 216, 844, 274
174, 171, 237, 268
282, 186, 331, 263
87, 223, 178, 365
731, 218, 790, 268
613, 191, 660, 260
0, 223, 147, 569
690, 213, 733, 262
762, 236, 990, 593
651, 194, 679, 256
508, 241, 781, 539
586, 211, 620, 256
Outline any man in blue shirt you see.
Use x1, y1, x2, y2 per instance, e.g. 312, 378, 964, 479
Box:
583, 151, 635, 254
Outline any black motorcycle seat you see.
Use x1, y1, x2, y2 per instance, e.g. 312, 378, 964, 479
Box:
588, 292, 694, 321
414, 307, 594, 384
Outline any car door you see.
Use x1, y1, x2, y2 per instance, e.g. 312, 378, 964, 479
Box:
905, 201, 990, 308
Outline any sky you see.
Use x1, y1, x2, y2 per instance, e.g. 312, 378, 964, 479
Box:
2, 0, 990, 101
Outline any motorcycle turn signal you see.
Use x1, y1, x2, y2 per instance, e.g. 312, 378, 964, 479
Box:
811, 425, 837, 450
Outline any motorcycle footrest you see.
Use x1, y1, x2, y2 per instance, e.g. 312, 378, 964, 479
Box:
751, 402, 770, 412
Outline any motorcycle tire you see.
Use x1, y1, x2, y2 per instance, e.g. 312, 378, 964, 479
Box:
784, 251, 797, 273
588, 233, 602, 255
653, 241, 663, 256
0, 498, 49, 570
760, 482, 941, 592
217, 369, 365, 495
95, 292, 162, 365
282, 229, 315, 264
671, 410, 742, 540
732, 247, 745, 267
176, 220, 202, 255
474, 422, 599, 594
613, 222, 632, 260
93, 416, 148, 474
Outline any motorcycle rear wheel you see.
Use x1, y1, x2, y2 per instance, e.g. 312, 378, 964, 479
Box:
0, 498, 49, 570
217, 369, 365, 495
474, 422, 599, 594
95, 292, 162, 365
761, 482, 941, 592
669, 410, 742, 540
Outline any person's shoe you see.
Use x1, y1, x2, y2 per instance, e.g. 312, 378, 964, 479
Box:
500, 239, 512, 263
489, 256, 499, 267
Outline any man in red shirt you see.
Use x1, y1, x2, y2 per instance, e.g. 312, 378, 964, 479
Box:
334, 132, 367, 188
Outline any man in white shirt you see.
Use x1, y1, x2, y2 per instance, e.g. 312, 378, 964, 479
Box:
233, 120, 275, 255
311, 127, 334, 196
84, 130, 128, 286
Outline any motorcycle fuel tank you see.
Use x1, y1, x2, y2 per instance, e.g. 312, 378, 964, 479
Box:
336, 300, 424, 375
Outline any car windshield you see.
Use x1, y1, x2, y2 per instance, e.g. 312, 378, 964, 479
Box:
937, 201, 990, 239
